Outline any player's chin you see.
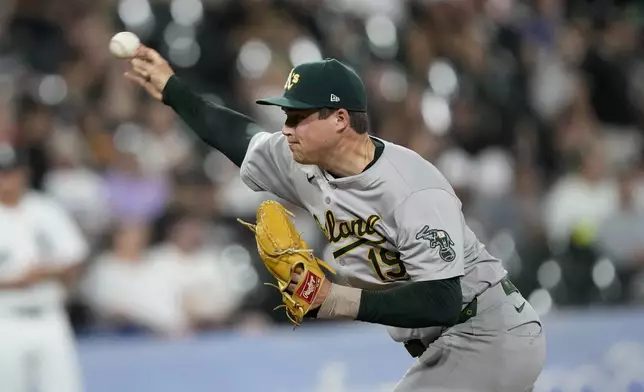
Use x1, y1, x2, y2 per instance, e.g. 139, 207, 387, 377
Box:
290, 150, 312, 165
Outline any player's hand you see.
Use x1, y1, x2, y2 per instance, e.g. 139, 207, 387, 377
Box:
124, 45, 175, 101
287, 268, 331, 309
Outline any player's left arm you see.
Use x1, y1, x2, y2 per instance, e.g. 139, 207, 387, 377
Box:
313, 188, 464, 328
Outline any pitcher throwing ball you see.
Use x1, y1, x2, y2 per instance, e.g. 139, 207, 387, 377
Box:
125, 45, 546, 392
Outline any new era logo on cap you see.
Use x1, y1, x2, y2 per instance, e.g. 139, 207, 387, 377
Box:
330, 94, 340, 102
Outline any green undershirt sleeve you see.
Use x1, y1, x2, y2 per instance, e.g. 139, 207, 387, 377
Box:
162, 75, 258, 167
356, 277, 462, 328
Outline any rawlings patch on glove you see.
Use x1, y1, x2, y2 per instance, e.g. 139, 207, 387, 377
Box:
238, 200, 335, 326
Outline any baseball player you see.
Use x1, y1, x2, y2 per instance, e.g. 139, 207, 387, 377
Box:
126, 46, 546, 391
0, 144, 89, 392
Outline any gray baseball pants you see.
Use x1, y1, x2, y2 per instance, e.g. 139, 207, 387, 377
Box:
393, 279, 546, 392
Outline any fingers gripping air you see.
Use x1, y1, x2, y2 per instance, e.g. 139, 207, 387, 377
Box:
238, 201, 336, 326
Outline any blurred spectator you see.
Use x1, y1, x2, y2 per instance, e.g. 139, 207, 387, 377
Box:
136, 101, 194, 177
81, 215, 250, 338
543, 139, 619, 252
81, 222, 190, 337
596, 168, 644, 266
594, 168, 644, 300
16, 97, 55, 190
43, 123, 110, 243
146, 213, 244, 330
102, 149, 170, 225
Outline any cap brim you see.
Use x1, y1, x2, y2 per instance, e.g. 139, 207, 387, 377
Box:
255, 96, 319, 109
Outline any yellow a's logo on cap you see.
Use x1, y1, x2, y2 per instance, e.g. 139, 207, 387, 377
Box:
284, 68, 300, 90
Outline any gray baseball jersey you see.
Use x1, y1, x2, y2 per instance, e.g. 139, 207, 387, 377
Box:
240, 132, 507, 340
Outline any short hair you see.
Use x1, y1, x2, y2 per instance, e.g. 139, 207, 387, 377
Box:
318, 108, 369, 134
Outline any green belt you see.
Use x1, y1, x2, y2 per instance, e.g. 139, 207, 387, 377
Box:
404, 277, 518, 358
458, 276, 518, 323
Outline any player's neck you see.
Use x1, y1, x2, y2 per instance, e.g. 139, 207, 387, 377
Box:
319, 135, 375, 177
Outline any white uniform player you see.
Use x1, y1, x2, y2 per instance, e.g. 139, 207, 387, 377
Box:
0, 145, 89, 392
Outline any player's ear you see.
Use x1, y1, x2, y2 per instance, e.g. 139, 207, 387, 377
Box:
335, 109, 350, 133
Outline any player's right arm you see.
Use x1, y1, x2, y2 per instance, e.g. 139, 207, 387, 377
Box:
161, 75, 258, 168
125, 46, 300, 204
125, 45, 259, 168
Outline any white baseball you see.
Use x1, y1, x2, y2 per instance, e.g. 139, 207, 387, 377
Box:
109, 31, 141, 59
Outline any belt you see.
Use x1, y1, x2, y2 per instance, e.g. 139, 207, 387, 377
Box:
9, 307, 44, 317
403, 277, 519, 358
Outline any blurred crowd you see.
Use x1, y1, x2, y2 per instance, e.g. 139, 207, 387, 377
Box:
1, 0, 644, 338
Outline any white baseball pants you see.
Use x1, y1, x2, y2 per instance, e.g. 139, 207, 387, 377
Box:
0, 309, 82, 392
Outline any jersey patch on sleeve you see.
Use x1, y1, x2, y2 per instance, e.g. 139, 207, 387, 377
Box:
415, 225, 456, 262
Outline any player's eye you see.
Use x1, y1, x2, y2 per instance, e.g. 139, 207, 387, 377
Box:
284, 110, 317, 127
285, 115, 304, 127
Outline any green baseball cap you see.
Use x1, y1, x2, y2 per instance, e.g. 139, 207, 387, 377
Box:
256, 58, 367, 112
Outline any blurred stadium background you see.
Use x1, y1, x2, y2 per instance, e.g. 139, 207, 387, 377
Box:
1, 0, 644, 390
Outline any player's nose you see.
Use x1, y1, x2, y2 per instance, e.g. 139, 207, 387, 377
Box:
281, 125, 294, 137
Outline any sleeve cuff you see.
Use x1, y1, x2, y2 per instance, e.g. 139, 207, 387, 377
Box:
161, 75, 183, 106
